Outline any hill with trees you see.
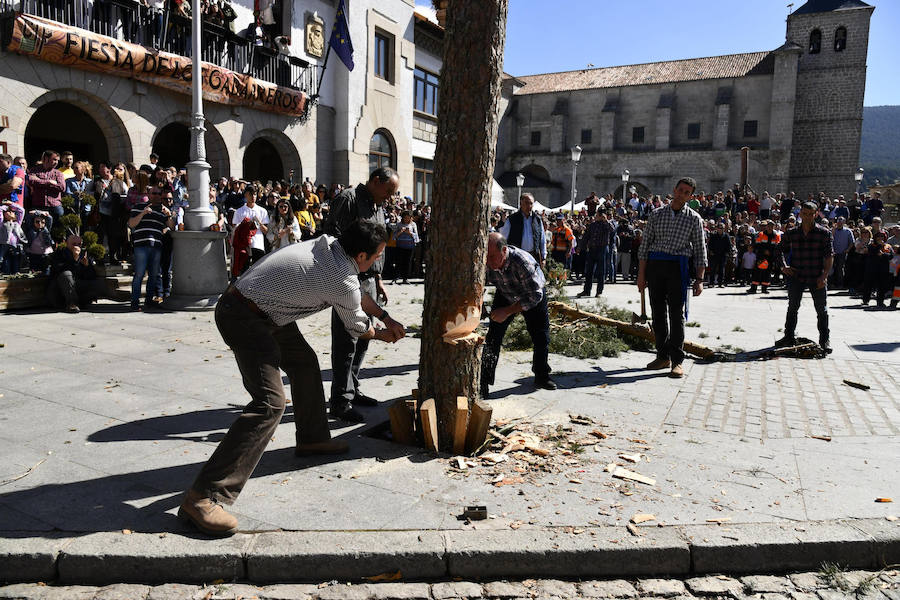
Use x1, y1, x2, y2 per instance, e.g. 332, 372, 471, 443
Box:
860, 105, 900, 188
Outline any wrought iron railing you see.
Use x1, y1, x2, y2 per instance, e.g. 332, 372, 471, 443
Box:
12, 0, 317, 94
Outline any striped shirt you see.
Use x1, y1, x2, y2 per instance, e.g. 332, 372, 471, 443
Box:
130, 202, 170, 246
638, 204, 708, 271
235, 235, 371, 334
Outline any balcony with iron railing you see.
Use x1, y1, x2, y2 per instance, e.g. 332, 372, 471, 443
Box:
0, 0, 318, 97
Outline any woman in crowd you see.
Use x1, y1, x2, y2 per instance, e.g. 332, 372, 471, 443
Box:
846, 226, 871, 296
266, 197, 302, 251
861, 229, 894, 308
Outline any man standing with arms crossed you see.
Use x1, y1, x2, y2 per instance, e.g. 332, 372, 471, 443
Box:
637, 177, 707, 378
500, 192, 546, 265
323, 167, 401, 422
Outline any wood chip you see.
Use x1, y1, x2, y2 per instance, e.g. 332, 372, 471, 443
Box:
525, 444, 550, 457
630, 513, 656, 524
809, 434, 832, 442
626, 523, 642, 536
875, 498, 893, 503
618, 453, 641, 463
885, 515, 898, 521
569, 478, 583, 484
604, 463, 618, 473
494, 477, 525, 487
481, 452, 507, 464
706, 517, 732, 523
612, 467, 656, 486
589, 429, 608, 439
628, 438, 648, 444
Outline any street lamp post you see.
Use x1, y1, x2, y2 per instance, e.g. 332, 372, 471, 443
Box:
570, 145, 582, 213
165, 0, 227, 310
516, 172, 525, 209
622, 169, 630, 206
855, 167, 864, 196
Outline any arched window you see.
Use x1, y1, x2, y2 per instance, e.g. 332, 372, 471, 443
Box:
369, 129, 394, 173
834, 27, 847, 52
809, 29, 822, 54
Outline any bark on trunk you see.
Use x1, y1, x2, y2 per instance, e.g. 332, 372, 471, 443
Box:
418, 0, 508, 450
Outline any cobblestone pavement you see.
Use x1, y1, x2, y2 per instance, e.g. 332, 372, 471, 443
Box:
667, 358, 900, 439
1, 569, 898, 599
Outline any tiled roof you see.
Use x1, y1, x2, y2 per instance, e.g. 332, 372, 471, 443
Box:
793, 0, 872, 15
513, 52, 776, 96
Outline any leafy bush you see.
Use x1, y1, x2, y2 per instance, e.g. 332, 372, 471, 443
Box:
60, 195, 77, 212
58, 213, 81, 234
86, 244, 107, 260
542, 257, 568, 300
82, 231, 99, 246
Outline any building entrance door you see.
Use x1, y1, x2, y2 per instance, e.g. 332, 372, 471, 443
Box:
243, 138, 284, 184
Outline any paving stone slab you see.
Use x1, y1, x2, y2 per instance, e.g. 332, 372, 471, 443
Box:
445, 528, 689, 579
0, 534, 72, 584
431, 581, 484, 599
57, 532, 250, 585
315, 584, 374, 600
685, 522, 876, 573
578, 579, 639, 598
741, 575, 794, 594
789, 574, 826, 591
91, 583, 153, 599
205, 583, 266, 599
685, 575, 743, 597
246, 532, 446, 583
367, 582, 431, 600
636, 579, 687, 597
0, 584, 98, 600
482, 581, 531, 599
257, 584, 318, 600
533, 579, 577, 597
146, 583, 203, 600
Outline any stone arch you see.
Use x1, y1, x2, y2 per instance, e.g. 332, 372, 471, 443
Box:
23, 88, 132, 164
249, 128, 302, 181
521, 163, 552, 182
612, 181, 653, 200
368, 128, 396, 173
150, 113, 230, 180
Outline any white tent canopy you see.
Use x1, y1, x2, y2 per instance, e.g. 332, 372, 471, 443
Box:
531, 199, 552, 213
491, 180, 517, 211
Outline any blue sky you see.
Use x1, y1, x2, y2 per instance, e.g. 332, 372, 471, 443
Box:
415, 0, 897, 107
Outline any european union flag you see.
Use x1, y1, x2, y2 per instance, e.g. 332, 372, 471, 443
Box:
330, 0, 354, 71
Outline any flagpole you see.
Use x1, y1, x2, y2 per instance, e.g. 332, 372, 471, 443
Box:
316, 39, 332, 95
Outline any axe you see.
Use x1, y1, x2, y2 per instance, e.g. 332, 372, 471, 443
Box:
631, 288, 649, 325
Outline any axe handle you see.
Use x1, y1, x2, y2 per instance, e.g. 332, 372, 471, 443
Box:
640, 288, 647, 319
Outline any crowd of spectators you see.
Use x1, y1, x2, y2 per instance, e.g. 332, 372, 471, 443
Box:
1, 148, 897, 312
489, 188, 899, 310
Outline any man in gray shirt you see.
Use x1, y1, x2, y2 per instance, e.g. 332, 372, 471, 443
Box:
178, 221, 405, 536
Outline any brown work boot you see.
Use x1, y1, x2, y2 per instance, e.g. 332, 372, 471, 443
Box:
669, 363, 684, 378
178, 489, 238, 537
646, 357, 671, 370
295, 439, 350, 456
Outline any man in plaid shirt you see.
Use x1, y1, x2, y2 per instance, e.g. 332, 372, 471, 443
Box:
637, 177, 707, 378
776, 202, 834, 353
480, 232, 556, 397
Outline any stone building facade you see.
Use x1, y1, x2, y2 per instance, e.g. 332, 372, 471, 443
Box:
494, 0, 875, 208
0, 0, 441, 201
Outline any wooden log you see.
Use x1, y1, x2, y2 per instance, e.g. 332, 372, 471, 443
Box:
420, 398, 439, 453
465, 400, 493, 454
549, 301, 717, 360
452, 396, 468, 455
389, 399, 416, 446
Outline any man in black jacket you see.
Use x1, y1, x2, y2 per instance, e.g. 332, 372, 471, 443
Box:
46, 235, 123, 312
321, 167, 400, 422
499, 193, 546, 265
707, 223, 733, 287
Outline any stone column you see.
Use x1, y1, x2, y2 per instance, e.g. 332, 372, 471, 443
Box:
166, 0, 227, 310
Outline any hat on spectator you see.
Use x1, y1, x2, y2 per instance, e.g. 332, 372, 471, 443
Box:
555, 214, 564, 220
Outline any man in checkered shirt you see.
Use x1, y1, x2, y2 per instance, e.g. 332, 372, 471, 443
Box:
178, 220, 405, 537
480, 232, 556, 397
637, 177, 707, 378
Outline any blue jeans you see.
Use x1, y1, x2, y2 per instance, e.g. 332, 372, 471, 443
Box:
131, 244, 162, 306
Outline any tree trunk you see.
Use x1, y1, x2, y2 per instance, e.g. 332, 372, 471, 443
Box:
418, 0, 508, 451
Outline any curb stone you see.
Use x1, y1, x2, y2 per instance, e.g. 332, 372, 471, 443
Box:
0, 520, 897, 585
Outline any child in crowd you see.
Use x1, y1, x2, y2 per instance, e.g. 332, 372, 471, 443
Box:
0, 202, 26, 274
740, 243, 756, 286
25, 211, 55, 275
